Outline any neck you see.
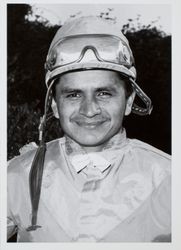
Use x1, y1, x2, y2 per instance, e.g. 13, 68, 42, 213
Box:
79, 144, 107, 153
65, 128, 126, 155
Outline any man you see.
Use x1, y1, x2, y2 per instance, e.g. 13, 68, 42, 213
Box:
7, 16, 171, 242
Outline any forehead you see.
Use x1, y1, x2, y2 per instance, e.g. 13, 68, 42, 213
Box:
55, 70, 126, 91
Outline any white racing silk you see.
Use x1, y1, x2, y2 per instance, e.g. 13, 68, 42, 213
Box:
7, 130, 171, 242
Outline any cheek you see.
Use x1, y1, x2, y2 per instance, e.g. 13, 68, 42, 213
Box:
107, 103, 126, 130
104, 100, 126, 119
56, 101, 68, 120
57, 101, 77, 124
110, 110, 125, 129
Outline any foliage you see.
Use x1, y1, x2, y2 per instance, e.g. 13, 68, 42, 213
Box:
7, 4, 171, 159
8, 4, 59, 107
124, 28, 171, 154
8, 4, 60, 159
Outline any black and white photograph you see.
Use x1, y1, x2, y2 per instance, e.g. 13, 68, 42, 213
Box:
0, 0, 180, 248
6, 2, 172, 243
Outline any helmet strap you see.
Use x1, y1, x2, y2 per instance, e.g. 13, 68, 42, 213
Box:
26, 84, 54, 231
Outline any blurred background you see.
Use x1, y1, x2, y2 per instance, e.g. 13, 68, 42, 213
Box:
7, 4, 171, 160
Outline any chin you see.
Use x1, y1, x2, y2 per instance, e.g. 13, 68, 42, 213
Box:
72, 134, 109, 148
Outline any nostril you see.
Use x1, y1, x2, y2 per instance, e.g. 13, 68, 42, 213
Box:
79, 100, 101, 117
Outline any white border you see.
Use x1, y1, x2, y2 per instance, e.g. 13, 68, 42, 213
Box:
0, 0, 7, 248
1, 0, 181, 249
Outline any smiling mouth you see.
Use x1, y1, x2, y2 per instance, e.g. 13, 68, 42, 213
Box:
75, 120, 108, 129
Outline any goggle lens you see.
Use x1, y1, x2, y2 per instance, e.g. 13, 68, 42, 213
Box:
46, 35, 134, 71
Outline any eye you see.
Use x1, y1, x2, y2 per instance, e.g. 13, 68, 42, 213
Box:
97, 91, 112, 98
66, 92, 81, 99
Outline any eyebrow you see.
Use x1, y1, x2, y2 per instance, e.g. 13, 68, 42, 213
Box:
95, 87, 116, 92
60, 88, 82, 94
62, 86, 116, 91
59, 86, 117, 95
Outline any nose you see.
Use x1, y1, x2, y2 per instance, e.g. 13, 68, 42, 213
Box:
79, 97, 101, 117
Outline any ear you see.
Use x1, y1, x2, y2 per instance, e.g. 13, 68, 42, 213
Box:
51, 99, 59, 118
125, 91, 136, 116
50, 78, 60, 119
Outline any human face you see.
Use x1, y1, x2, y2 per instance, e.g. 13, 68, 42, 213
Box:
55, 70, 134, 151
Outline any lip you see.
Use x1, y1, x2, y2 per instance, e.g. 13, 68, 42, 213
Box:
75, 120, 108, 129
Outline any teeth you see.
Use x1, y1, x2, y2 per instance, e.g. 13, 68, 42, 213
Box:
84, 125, 96, 128
75, 120, 107, 129
77, 123, 100, 129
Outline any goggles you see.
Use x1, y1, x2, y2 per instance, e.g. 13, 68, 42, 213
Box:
46, 34, 134, 70
45, 34, 136, 85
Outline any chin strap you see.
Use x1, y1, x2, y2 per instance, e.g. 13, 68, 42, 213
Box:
26, 82, 54, 231
26, 136, 46, 231
129, 78, 153, 115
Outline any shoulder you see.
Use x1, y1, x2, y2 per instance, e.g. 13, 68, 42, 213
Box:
8, 142, 37, 176
127, 138, 171, 163
126, 138, 171, 187
8, 138, 65, 176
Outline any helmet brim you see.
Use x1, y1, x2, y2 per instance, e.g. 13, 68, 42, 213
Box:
45, 62, 136, 86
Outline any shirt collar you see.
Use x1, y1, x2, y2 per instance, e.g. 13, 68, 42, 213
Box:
70, 153, 111, 173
